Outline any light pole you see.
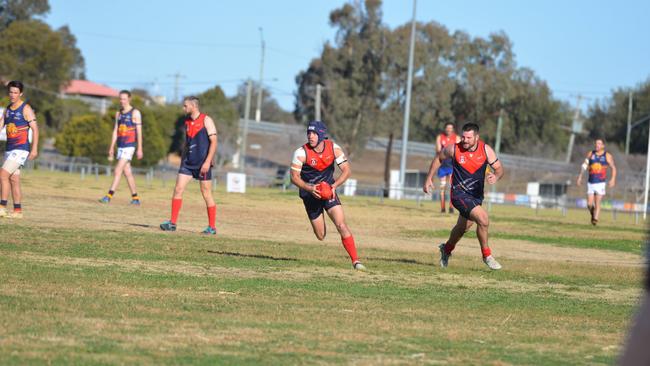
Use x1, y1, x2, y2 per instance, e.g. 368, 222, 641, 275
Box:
398, 0, 417, 197
255, 27, 265, 122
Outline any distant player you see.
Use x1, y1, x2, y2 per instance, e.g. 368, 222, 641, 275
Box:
435, 122, 460, 213
290, 121, 366, 270
576, 138, 616, 226
0, 80, 39, 218
160, 96, 218, 234
424, 123, 504, 270
99, 90, 143, 204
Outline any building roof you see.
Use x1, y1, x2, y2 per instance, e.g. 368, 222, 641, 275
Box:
63, 80, 119, 98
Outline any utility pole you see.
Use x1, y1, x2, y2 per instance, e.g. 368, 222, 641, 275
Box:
398, 0, 417, 196
167, 72, 186, 103
488, 95, 505, 212
240, 80, 253, 171
625, 91, 634, 155
315, 84, 322, 121
565, 95, 582, 163
255, 27, 265, 122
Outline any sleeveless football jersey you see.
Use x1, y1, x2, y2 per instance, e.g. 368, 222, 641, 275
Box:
439, 133, 457, 169
451, 140, 489, 199
4, 102, 31, 151
587, 150, 608, 184
299, 140, 336, 196
117, 108, 138, 148
183, 113, 211, 169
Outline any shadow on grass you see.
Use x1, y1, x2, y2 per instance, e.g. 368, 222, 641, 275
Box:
207, 250, 298, 262
366, 256, 432, 266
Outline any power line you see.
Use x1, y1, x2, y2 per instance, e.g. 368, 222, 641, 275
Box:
77, 31, 258, 49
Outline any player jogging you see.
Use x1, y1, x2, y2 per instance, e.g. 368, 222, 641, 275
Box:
576, 138, 616, 226
160, 96, 218, 234
435, 122, 460, 213
290, 121, 366, 270
0, 80, 39, 218
99, 90, 143, 204
424, 123, 504, 270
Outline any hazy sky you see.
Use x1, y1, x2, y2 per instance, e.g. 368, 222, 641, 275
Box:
46, 0, 650, 112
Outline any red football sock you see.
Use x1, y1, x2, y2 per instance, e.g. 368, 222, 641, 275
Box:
444, 242, 456, 255
171, 198, 182, 224
481, 247, 492, 258
207, 205, 216, 229
341, 235, 359, 263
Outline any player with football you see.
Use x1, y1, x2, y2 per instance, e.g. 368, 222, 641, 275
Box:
0, 80, 39, 218
576, 138, 616, 226
290, 121, 366, 270
160, 96, 218, 234
423, 122, 504, 270
99, 90, 143, 204
435, 122, 460, 214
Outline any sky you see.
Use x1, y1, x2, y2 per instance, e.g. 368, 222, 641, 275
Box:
46, 0, 650, 112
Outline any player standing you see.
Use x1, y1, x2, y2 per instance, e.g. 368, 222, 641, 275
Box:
99, 90, 143, 204
576, 138, 616, 226
424, 123, 503, 270
290, 121, 366, 270
0, 81, 39, 218
435, 122, 460, 213
160, 96, 218, 234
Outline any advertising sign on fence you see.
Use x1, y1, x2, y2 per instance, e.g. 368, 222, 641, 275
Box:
226, 172, 246, 193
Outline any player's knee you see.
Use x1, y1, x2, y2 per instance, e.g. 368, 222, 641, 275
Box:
314, 230, 326, 241
173, 187, 184, 197
477, 216, 489, 227
9, 174, 19, 184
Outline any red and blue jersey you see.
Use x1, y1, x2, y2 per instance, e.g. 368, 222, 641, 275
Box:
4, 102, 31, 152
299, 140, 336, 197
451, 140, 489, 200
117, 108, 137, 148
438, 133, 457, 169
588, 150, 608, 184
182, 113, 211, 169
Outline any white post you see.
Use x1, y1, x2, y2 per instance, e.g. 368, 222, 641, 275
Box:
643, 124, 650, 221
398, 0, 417, 194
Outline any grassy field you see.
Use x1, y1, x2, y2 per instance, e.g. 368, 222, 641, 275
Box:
0, 170, 646, 365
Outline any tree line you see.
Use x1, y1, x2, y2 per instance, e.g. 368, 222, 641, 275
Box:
2, 0, 648, 171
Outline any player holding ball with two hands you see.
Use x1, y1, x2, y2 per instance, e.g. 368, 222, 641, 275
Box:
290, 121, 366, 270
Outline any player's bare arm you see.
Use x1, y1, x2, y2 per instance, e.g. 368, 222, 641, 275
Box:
576, 151, 591, 186
606, 152, 616, 188
290, 153, 321, 199
331, 145, 350, 191
133, 109, 143, 160
485, 144, 503, 185
201, 116, 218, 176
435, 135, 442, 154
0, 108, 5, 130
424, 144, 453, 193
108, 112, 119, 160
24, 104, 38, 160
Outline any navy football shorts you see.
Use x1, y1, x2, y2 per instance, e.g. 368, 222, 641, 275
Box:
451, 190, 483, 219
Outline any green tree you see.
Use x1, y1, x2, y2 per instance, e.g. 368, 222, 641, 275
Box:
0, 0, 49, 29
231, 81, 295, 123
584, 79, 650, 154
295, 0, 387, 157
55, 114, 112, 164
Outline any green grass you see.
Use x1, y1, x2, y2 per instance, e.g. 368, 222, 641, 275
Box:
403, 229, 645, 254
0, 170, 644, 364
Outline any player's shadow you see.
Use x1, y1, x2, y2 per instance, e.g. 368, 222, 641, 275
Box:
366, 257, 432, 266
207, 250, 298, 262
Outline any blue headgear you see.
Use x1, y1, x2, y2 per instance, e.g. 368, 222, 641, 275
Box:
307, 120, 328, 144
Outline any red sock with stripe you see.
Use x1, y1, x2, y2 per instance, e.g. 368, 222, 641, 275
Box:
207, 205, 216, 229
481, 247, 492, 258
341, 235, 359, 263
171, 198, 182, 224
444, 242, 456, 255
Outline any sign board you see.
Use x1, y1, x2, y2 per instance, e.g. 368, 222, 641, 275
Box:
226, 172, 246, 193
343, 179, 357, 196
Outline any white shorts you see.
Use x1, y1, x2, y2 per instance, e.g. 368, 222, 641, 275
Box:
587, 182, 606, 196
117, 147, 135, 161
2, 149, 29, 175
